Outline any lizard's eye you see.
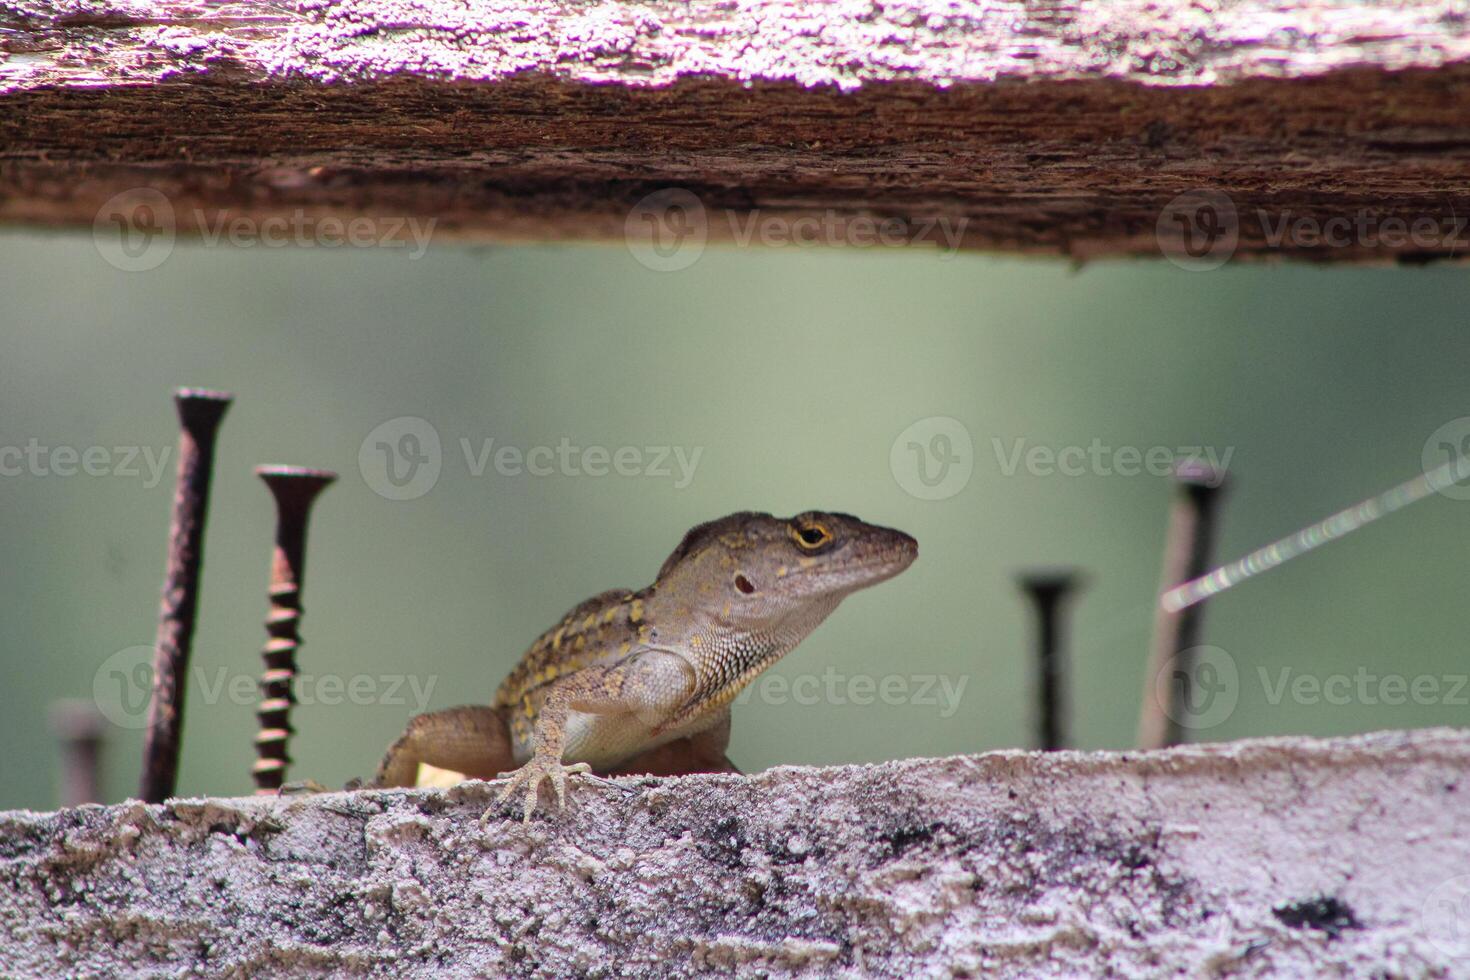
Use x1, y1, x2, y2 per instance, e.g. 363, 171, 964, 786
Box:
734, 574, 756, 595
791, 523, 832, 550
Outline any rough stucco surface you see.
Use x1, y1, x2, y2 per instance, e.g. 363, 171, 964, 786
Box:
2, 729, 1469, 977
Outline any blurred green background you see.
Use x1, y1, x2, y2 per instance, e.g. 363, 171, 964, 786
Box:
3, 228, 1468, 812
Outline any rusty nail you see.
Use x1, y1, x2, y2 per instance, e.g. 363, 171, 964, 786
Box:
140, 388, 232, 803
1137, 459, 1229, 750
253, 465, 336, 794
51, 699, 106, 808
1018, 569, 1085, 751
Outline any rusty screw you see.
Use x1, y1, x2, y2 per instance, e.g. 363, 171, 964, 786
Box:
140, 388, 231, 803
1138, 459, 1229, 750
253, 465, 336, 794
1018, 569, 1085, 752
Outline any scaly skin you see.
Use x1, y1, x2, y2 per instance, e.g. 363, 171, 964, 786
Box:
371, 511, 917, 822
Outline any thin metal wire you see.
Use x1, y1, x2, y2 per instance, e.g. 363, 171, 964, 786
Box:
1161, 454, 1470, 613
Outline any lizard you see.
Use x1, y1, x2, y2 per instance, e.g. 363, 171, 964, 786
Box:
368, 510, 917, 822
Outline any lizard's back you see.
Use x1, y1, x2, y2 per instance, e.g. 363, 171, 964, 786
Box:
493, 587, 654, 747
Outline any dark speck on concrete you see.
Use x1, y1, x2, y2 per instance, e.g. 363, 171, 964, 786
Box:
1273, 896, 1361, 939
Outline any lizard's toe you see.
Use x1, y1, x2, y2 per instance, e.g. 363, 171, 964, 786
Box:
550, 763, 592, 809
519, 780, 539, 823
487, 759, 592, 824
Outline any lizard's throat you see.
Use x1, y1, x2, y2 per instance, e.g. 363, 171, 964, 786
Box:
661, 628, 793, 734
661, 590, 846, 734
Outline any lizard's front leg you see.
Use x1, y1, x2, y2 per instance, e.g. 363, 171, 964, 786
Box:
493, 651, 693, 823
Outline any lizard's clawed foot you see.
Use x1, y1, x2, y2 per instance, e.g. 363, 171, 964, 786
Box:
488, 758, 592, 824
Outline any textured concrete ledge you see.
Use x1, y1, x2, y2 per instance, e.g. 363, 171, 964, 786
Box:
2, 729, 1469, 977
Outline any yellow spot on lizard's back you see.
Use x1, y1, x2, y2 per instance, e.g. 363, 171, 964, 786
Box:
629, 599, 644, 624
582, 613, 597, 631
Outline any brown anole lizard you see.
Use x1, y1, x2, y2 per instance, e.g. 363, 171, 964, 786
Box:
368, 510, 917, 821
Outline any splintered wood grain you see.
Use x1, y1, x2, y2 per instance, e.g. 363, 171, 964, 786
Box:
4, 1, 1470, 260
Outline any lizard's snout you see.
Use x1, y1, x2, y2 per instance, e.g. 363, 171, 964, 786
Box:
887, 529, 919, 570
873, 528, 917, 562
845, 523, 918, 580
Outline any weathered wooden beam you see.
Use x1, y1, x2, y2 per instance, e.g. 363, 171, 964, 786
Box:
4, 1, 1470, 261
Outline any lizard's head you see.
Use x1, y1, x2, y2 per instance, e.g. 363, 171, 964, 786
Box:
648, 510, 916, 731
654, 510, 917, 631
